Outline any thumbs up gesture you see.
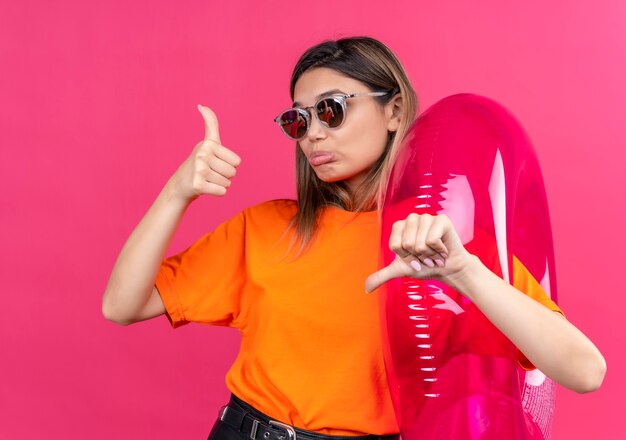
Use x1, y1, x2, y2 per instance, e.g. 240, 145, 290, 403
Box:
364, 213, 475, 293
168, 105, 242, 202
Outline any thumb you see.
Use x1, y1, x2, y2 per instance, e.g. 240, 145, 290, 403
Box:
197, 104, 221, 144
365, 258, 406, 293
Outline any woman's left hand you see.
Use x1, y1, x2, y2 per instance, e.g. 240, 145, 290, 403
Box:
365, 213, 475, 293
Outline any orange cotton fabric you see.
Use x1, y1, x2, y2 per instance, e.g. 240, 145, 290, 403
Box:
155, 199, 564, 435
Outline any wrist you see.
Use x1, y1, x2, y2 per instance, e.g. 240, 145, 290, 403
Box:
161, 177, 195, 211
162, 173, 198, 207
442, 254, 486, 299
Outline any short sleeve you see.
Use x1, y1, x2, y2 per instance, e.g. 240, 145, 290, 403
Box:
512, 255, 566, 371
155, 210, 247, 329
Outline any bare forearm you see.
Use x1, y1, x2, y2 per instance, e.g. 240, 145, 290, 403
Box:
365, 212, 606, 393
447, 255, 606, 393
102, 105, 241, 324
102, 180, 189, 322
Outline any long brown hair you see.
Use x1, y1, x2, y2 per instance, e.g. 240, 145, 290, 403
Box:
285, 36, 418, 257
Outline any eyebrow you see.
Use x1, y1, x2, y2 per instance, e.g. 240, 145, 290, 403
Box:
292, 89, 345, 107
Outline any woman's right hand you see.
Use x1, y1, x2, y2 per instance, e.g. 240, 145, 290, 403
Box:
102, 105, 242, 325
168, 105, 242, 202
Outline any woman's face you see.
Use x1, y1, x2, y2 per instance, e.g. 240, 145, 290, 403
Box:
292, 67, 400, 192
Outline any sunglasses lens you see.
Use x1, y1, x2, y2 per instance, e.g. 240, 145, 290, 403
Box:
278, 109, 307, 140
316, 97, 344, 128
277, 97, 346, 140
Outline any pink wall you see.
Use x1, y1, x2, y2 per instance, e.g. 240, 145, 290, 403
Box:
1, 1, 623, 438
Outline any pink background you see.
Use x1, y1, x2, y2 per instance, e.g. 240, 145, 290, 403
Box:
1, 1, 623, 438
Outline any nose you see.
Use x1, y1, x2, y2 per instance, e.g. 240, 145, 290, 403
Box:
305, 108, 327, 142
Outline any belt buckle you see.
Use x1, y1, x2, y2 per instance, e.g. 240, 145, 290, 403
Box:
250, 420, 260, 440
269, 420, 296, 440
219, 405, 229, 421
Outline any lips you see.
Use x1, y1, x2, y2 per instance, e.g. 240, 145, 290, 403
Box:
309, 151, 335, 166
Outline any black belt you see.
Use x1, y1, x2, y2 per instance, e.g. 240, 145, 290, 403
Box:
218, 394, 400, 440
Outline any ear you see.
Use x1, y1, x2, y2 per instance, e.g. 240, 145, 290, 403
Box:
385, 93, 403, 132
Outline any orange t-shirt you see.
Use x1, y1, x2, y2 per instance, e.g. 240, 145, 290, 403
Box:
155, 199, 563, 435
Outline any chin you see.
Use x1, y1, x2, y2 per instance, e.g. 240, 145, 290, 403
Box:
313, 166, 364, 186
315, 174, 348, 184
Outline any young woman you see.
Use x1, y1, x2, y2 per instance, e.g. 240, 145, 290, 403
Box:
102, 37, 606, 440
